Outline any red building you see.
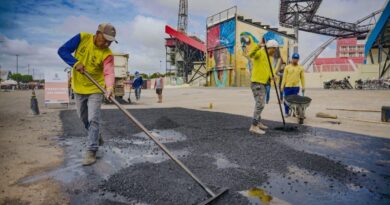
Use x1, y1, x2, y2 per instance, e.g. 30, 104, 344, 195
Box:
336, 38, 365, 59
313, 38, 365, 72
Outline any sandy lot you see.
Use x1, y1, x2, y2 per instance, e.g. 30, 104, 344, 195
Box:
0, 90, 67, 205
118, 87, 390, 138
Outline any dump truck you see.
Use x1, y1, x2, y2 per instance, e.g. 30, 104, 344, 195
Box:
113, 53, 129, 99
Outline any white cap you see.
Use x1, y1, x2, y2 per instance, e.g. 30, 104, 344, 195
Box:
266, 39, 279, 48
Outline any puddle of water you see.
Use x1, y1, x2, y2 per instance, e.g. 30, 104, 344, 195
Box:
240, 187, 291, 205
18, 129, 189, 185
240, 165, 388, 205
276, 129, 390, 193
208, 153, 239, 169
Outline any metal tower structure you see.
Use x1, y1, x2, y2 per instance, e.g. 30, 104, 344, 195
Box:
279, 0, 374, 40
301, 9, 383, 71
165, 25, 206, 83
177, 0, 188, 33
164, 0, 206, 83
302, 37, 337, 71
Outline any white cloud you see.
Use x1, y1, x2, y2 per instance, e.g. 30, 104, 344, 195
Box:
0, 35, 35, 56
0, 0, 386, 77
316, 0, 385, 22
0, 35, 64, 78
57, 15, 98, 35
0, 14, 169, 76
102, 0, 131, 8
113, 15, 167, 73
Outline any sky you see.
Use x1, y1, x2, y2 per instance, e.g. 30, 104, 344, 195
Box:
0, 0, 386, 79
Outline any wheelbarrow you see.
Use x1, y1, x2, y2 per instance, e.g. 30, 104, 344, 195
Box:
284, 95, 312, 124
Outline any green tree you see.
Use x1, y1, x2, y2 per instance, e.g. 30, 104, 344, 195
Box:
149, 72, 160, 79
10, 73, 23, 84
165, 72, 175, 77
139, 73, 149, 80
21, 75, 33, 83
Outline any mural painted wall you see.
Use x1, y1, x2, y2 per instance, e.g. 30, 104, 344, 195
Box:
206, 17, 292, 87
235, 20, 290, 87
206, 18, 236, 87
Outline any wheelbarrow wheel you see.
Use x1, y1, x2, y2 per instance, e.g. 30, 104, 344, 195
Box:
297, 106, 304, 124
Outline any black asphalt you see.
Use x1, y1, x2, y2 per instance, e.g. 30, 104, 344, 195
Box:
56, 107, 390, 205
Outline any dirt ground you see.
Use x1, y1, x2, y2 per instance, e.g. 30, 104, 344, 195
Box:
0, 90, 67, 205
0, 88, 389, 205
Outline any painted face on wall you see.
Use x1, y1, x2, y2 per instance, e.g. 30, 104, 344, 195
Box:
214, 49, 228, 68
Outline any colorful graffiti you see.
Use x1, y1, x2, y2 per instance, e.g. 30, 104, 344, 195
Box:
239, 32, 259, 74
207, 18, 235, 87
207, 17, 291, 87
240, 31, 285, 74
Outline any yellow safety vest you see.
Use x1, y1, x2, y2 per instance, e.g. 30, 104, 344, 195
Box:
249, 46, 274, 84
72, 32, 112, 94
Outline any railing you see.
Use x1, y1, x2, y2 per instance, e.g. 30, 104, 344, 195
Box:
206, 6, 237, 28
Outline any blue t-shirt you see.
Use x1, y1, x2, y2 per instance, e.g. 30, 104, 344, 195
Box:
132, 77, 143, 88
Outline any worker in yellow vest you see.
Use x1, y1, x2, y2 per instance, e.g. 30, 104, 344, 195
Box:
58, 23, 117, 166
248, 39, 278, 135
281, 53, 305, 117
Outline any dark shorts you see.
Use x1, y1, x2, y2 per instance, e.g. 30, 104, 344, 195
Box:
156, 88, 163, 95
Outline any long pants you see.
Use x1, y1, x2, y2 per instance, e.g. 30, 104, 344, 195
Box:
283, 87, 300, 114
134, 87, 141, 100
251, 82, 266, 126
265, 84, 271, 104
75, 93, 102, 151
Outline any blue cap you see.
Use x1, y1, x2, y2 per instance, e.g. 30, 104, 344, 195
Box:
135, 71, 139, 75
292, 53, 300, 59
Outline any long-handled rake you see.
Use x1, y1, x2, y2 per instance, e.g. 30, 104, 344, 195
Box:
262, 38, 297, 131
83, 71, 228, 204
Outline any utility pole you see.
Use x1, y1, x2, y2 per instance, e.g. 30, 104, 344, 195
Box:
16, 55, 19, 74
28, 64, 30, 75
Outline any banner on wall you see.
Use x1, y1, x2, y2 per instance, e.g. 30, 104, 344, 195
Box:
44, 71, 69, 104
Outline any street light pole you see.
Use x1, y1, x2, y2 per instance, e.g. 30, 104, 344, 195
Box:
16, 55, 19, 74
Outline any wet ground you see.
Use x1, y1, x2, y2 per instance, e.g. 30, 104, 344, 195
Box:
19, 108, 390, 205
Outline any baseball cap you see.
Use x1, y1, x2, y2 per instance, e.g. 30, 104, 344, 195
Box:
98, 23, 118, 43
